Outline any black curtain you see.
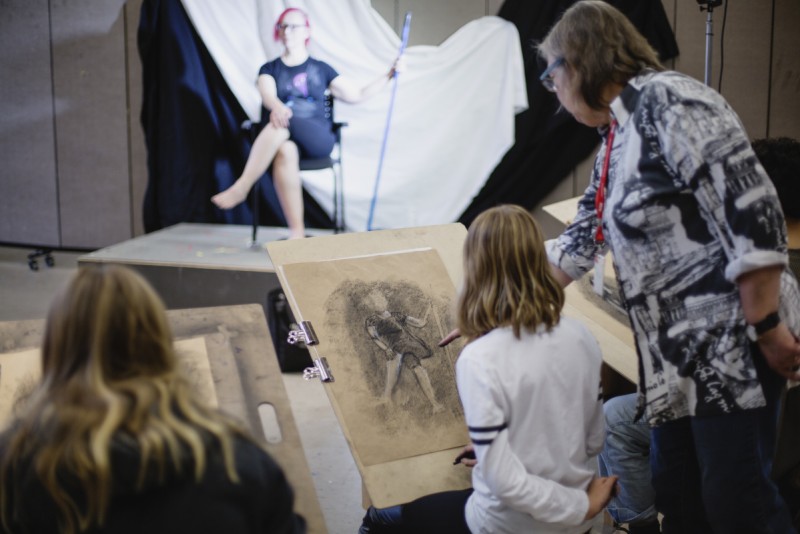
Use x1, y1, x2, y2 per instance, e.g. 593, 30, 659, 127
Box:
457, 0, 679, 226
138, 0, 332, 233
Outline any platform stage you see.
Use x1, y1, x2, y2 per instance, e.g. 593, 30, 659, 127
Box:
78, 223, 333, 313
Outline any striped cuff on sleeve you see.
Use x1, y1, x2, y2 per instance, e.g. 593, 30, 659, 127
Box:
468, 422, 508, 445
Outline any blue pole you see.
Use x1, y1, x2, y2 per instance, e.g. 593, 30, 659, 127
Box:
366, 11, 411, 231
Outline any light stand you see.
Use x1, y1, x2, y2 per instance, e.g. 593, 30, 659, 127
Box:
696, 0, 723, 86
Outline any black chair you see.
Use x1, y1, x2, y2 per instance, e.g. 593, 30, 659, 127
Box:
242, 92, 346, 244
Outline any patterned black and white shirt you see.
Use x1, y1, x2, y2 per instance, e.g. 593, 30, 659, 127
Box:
547, 70, 800, 426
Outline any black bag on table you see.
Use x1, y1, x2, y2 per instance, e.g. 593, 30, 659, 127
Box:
266, 288, 313, 372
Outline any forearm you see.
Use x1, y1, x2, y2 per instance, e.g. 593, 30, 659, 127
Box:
372, 339, 389, 351
258, 75, 285, 111
355, 70, 393, 102
330, 64, 396, 104
550, 264, 574, 289
737, 265, 782, 324
544, 181, 605, 284
479, 434, 589, 525
738, 265, 800, 379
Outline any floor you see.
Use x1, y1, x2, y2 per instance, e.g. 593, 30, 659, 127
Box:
0, 244, 614, 534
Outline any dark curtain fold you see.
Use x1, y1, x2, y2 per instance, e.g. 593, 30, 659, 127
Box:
457, 0, 679, 226
138, 0, 332, 233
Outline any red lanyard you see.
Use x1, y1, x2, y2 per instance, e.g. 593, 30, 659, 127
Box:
594, 120, 617, 245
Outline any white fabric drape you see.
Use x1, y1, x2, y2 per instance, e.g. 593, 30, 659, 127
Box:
181, 0, 528, 231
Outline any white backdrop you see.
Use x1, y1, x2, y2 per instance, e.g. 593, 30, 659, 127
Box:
181, 0, 528, 231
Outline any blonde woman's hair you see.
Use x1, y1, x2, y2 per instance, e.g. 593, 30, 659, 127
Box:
538, 0, 664, 110
458, 205, 564, 340
0, 266, 249, 533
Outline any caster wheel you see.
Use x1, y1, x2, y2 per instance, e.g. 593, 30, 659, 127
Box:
45, 255, 55, 267
29, 259, 39, 271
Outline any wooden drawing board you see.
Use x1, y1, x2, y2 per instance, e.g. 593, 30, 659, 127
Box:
0, 304, 326, 534
0, 337, 216, 428
542, 196, 638, 383
267, 224, 473, 508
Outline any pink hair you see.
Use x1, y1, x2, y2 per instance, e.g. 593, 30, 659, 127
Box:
274, 7, 310, 45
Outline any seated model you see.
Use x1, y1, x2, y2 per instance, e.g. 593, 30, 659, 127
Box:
211, 7, 402, 238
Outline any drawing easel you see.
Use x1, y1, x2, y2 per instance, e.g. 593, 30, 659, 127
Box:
0, 304, 327, 534
267, 224, 472, 508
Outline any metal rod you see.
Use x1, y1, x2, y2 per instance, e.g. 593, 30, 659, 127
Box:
366, 12, 412, 231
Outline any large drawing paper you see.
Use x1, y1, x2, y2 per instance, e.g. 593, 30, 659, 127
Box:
281, 248, 468, 467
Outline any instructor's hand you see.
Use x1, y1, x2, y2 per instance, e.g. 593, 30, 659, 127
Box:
757, 323, 800, 381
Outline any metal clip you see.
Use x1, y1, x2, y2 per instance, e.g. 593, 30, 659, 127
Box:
302, 357, 334, 383
288, 320, 319, 346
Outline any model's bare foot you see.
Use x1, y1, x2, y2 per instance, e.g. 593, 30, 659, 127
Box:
288, 231, 305, 240
211, 182, 249, 209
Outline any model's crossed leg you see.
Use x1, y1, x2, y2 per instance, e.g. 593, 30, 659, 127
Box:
211, 123, 306, 239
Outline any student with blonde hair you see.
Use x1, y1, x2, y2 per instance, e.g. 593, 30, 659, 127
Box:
360, 204, 617, 534
0, 266, 305, 533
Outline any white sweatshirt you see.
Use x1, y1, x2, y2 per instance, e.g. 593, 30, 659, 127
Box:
459, 318, 605, 533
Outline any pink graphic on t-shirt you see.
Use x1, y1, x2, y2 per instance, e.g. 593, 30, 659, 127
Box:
293, 73, 309, 97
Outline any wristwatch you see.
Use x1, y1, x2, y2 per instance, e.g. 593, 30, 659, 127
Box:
746, 311, 781, 342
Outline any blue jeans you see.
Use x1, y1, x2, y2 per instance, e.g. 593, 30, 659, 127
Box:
598, 393, 658, 526
651, 350, 796, 533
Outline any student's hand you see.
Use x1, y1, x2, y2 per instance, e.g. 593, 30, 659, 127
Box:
439, 328, 461, 347
453, 444, 477, 467
269, 105, 292, 129
584, 476, 618, 520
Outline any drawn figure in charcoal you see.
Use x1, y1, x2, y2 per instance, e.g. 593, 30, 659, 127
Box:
326, 279, 459, 420
363, 288, 444, 413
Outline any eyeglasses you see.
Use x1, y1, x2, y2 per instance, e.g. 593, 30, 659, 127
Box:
539, 58, 565, 92
276, 23, 306, 32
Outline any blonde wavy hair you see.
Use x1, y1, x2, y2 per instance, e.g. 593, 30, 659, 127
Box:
458, 205, 564, 340
538, 0, 664, 110
0, 266, 249, 533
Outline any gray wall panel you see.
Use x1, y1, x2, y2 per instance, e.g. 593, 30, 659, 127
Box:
51, 0, 130, 249
397, 0, 486, 46
770, 0, 800, 138
715, 2, 771, 139
126, 0, 147, 237
673, 2, 771, 138
487, 0, 503, 16
371, 0, 397, 32
0, 0, 60, 246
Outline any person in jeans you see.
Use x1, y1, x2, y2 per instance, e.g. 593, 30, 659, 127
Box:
538, 1, 799, 528
598, 137, 800, 533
